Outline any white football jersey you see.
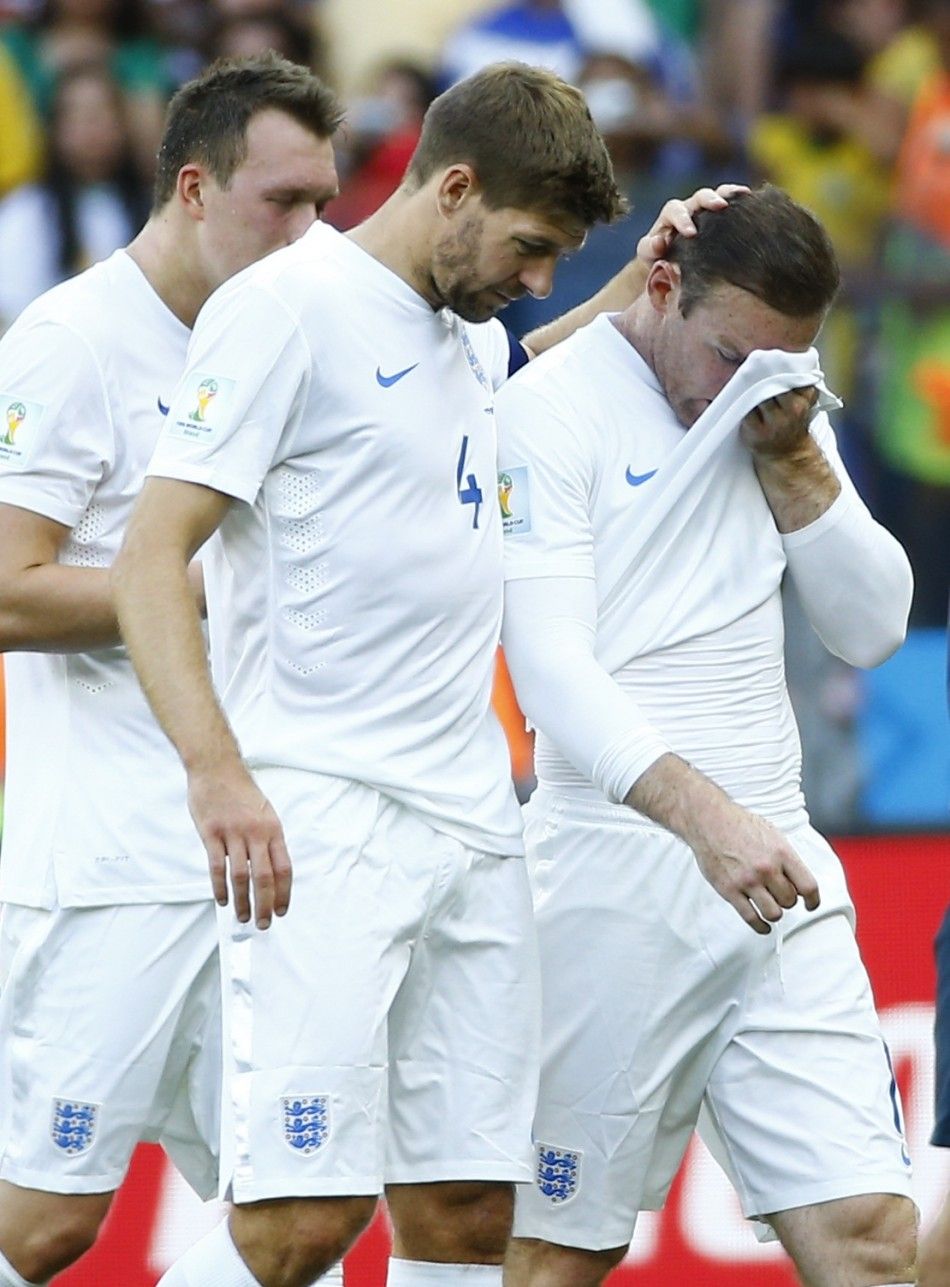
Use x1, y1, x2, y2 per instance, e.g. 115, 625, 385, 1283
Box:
148, 221, 523, 856
0, 250, 211, 908
497, 313, 821, 826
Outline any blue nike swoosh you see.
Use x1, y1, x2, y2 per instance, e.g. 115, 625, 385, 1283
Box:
376, 363, 418, 387
157, 397, 170, 416
626, 466, 657, 486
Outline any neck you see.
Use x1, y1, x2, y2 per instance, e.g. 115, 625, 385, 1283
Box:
347, 186, 442, 310
125, 210, 212, 328
612, 299, 656, 372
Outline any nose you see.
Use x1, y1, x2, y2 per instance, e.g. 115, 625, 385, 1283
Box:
519, 257, 556, 300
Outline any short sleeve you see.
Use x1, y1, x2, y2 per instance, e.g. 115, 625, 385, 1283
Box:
495, 371, 595, 582
0, 318, 111, 526
147, 277, 311, 504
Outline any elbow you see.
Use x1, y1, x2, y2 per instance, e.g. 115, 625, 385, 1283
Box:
842, 623, 907, 670
862, 609, 911, 668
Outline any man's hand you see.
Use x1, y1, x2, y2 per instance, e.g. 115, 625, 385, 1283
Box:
739, 385, 817, 457
687, 799, 821, 935
740, 386, 841, 532
187, 759, 292, 930
626, 752, 820, 934
636, 183, 749, 267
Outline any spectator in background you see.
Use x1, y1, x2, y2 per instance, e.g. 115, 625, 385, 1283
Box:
702, 0, 780, 145
0, 0, 171, 177
440, 0, 585, 87
212, 6, 313, 64
0, 61, 149, 329
749, 24, 892, 288
439, 0, 660, 89
326, 58, 435, 230
874, 0, 950, 625
0, 42, 43, 196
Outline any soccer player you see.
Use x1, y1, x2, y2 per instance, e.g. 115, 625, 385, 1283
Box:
109, 61, 718, 1287
496, 185, 919, 1287
0, 54, 343, 1287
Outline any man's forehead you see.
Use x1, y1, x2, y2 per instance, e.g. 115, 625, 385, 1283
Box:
700, 282, 822, 349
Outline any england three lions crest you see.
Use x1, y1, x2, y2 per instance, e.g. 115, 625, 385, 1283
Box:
536, 1143, 581, 1204
282, 1095, 330, 1156
51, 1100, 99, 1156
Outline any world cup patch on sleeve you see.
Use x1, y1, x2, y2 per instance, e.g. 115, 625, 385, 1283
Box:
498, 465, 531, 536
536, 1142, 581, 1204
168, 373, 236, 442
50, 1099, 99, 1155
281, 1095, 330, 1155
0, 393, 45, 466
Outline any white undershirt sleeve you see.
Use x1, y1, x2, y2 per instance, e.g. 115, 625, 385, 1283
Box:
502, 575, 672, 803
782, 417, 914, 668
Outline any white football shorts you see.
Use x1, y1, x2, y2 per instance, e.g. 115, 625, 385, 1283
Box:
514, 787, 915, 1251
219, 767, 539, 1204
0, 900, 220, 1198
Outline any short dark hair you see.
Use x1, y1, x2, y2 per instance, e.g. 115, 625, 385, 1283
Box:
153, 52, 342, 209
667, 185, 841, 318
406, 62, 626, 229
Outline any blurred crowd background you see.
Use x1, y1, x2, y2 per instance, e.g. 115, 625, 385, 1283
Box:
0, 0, 947, 832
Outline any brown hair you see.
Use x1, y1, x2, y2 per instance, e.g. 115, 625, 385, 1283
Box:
668, 185, 841, 318
406, 61, 626, 228
153, 52, 342, 209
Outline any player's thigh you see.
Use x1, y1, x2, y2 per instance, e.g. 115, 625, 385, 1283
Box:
221, 770, 441, 1204
0, 1179, 113, 1270
514, 791, 756, 1252
385, 843, 538, 1188
0, 901, 218, 1197
767, 1192, 917, 1287
387, 1179, 514, 1261
704, 828, 914, 1226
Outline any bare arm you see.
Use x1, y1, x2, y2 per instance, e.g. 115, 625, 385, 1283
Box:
522, 185, 747, 357
0, 504, 119, 651
0, 502, 204, 652
113, 477, 290, 928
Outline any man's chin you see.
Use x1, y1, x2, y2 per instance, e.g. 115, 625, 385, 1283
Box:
451, 298, 504, 324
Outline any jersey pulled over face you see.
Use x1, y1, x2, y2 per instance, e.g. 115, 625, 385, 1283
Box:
651, 280, 823, 428
149, 221, 524, 856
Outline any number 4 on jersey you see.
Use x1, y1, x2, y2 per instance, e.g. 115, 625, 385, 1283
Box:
456, 435, 483, 529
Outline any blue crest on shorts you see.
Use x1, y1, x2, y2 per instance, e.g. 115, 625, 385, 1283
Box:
536, 1143, 581, 1204
281, 1095, 330, 1155
50, 1099, 99, 1155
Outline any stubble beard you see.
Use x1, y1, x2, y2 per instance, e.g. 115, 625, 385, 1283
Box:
430, 214, 500, 323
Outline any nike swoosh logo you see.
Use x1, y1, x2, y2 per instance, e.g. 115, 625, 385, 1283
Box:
626, 466, 657, 486
376, 363, 418, 387
157, 397, 170, 416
